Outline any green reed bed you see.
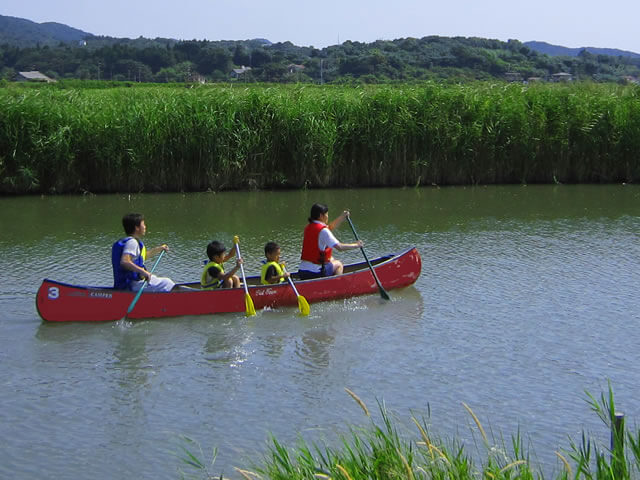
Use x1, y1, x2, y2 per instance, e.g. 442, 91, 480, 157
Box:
2, 82, 640, 194
177, 386, 640, 480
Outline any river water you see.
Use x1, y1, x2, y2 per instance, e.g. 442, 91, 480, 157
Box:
1, 185, 639, 479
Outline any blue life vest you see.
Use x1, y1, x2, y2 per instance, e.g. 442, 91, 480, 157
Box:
112, 237, 146, 290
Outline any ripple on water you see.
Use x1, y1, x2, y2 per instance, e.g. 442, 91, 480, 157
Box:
3, 189, 640, 479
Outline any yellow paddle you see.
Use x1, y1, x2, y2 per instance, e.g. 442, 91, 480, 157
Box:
233, 236, 256, 316
282, 264, 310, 316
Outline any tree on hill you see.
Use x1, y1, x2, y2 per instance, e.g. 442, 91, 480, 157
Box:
2, 29, 640, 84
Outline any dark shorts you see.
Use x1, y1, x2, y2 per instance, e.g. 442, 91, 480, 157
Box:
298, 262, 335, 280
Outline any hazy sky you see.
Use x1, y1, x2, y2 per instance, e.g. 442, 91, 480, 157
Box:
3, 0, 640, 53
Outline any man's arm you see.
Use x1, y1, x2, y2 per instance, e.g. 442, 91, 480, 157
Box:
146, 244, 169, 258
121, 254, 151, 281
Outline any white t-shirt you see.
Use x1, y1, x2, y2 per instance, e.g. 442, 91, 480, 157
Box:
122, 237, 141, 261
298, 223, 339, 273
121, 237, 175, 292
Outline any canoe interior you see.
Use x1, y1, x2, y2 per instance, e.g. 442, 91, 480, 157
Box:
69, 253, 397, 291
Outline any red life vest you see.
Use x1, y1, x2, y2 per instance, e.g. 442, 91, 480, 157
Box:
301, 222, 332, 265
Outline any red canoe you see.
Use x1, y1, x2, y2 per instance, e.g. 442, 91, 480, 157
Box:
36, 247, 421, 322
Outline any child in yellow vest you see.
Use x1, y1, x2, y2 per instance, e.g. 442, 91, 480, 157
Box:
201, 240, 242, 289
261, 242, 290, 285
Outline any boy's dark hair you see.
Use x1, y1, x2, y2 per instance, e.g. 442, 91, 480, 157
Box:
122, 213, 144, 235
207, 241, 226, 260
264, 241, 280, 256
308, 203, 328, 222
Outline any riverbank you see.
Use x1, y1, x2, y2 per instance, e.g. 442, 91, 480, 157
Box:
2, 82, 640, 194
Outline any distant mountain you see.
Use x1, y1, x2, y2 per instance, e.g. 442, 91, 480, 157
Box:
525, 41, 640, 59
0, 14, 93, 46
0, 14, 274, 49
4, 12, 640, 60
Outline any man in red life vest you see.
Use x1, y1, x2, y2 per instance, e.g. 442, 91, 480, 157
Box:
298, 203, 363, 280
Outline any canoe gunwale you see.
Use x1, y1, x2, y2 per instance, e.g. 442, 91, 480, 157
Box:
41, 250, 400, 293
37, 246, 421, 321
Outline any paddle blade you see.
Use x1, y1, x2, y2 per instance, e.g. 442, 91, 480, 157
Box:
379, 287, 391, 301
245, 293, 256, 316
297, 295, 310, 316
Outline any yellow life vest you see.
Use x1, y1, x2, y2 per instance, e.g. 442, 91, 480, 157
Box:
201, 261, 224, 289
261, 261, 285, 285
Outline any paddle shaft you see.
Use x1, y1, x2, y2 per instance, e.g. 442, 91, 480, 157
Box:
234, 243, 250, 297
233, 238, 257, 316
126, 249, 165, 316
286, 276, 301, 296
346, 216, 390, 300
282, 266, 301, 296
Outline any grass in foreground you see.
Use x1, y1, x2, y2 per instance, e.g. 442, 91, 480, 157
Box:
178, 384, 636, 479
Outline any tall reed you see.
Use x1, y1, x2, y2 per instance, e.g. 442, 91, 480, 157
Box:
2, 82, 640, 194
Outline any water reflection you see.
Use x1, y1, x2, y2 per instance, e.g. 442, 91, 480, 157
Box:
261, 332, 286, 359
204, 325, 252, 367
294, 327, 335, 373
110, 321, 153, 398
35, 321, 97, 343
36, 320, 154, 416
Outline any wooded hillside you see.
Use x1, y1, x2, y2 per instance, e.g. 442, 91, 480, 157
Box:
2, 14, 640, 84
